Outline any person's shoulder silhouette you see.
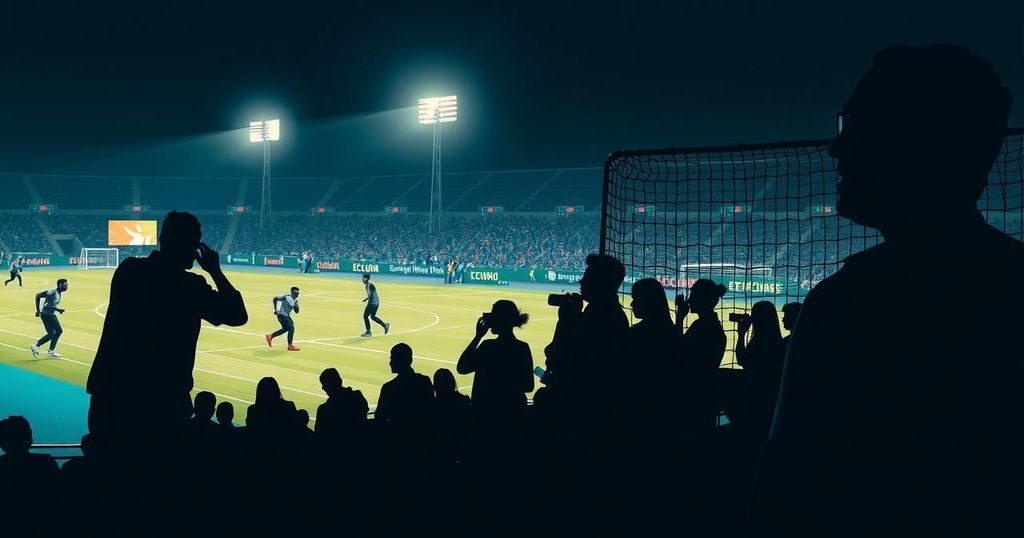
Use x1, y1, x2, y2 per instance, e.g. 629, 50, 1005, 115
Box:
86, 211, 247, 440
764, 45, 1022, 535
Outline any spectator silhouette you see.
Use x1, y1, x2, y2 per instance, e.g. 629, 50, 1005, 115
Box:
375, 343, 434, 431
627, 278, 683, 434
216, 401, 235, 429
457, 300, 534, 422
779, 302, 801, 348
543, 254, 629, 430
432, 368, 472, 461
758, 45, 1023, 536
246, 377, 300, 444
296, 410, 315, 444
189, 391, 218, 438
0, 416, 59, 530
314, 367, 369, 446
734, 301, 785, 440
675, 278, 727, 434
86, 211, 247, 449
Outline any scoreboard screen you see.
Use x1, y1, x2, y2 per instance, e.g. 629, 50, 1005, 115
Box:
108, 220, 158, 246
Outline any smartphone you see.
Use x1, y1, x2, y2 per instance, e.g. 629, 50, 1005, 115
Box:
534, 366, 546, 378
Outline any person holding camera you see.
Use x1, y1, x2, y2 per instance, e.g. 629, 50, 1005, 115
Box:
457, 300, 534, 422
674, 278, 727, 434
734, 301, 785, 440
543, 254, 629, 429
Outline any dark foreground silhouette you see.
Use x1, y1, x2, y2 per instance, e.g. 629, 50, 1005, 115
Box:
2, 46, 1021, 536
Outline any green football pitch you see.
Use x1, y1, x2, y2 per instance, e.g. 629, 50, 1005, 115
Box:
0, 268, 563, 423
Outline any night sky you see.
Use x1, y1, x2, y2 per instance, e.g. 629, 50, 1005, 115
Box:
0, 1, 1021, 176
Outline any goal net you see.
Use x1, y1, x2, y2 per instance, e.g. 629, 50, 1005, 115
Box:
602, 130, 1024, 364
79, 248, 119, 270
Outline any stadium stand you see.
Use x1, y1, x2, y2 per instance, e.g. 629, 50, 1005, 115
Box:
0, 174, 35, 210
141, 176, 243, 211
268, 177, 336, 211
32, 175, 132, 210
0, 214, 49, 252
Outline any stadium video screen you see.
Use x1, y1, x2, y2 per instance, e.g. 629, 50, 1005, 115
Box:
108, 220, 158, 246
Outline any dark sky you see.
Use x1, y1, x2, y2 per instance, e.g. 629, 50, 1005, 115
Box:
0, 1, 1021, 176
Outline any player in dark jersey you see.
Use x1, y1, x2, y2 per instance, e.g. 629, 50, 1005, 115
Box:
265, 286, 301, 351
5, 256, 24, 287
360, 273, 389, 337
31, 278, 69, 358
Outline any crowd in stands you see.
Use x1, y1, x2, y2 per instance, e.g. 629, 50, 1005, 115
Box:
230, 213, 600, 269
0, 214, 50, 252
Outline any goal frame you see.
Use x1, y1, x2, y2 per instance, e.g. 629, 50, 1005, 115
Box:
79, 248, 119, 270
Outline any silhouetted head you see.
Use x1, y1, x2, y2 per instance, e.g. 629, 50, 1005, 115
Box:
290, 286, 300, 299
159, 211, 202, 269
319, 367, 344, 396
688, 279, 727, 314
361, 273, 371, 284
433, 368, 457, 396
630, 278, 670, 321
830, 45, 1012, 233
56, 279, 69, 292
79, 433, 94, 458
193, 391, 216, 421
579, 254, 625, 301
389, 343, 414, 373
781, 302, 802, 332
297, 409, 310, 428
255, 377, 282, 404
216, 402, 234, 426
750, 301, 783, 343
487, 300, 529, 335
0, 415, 32, 456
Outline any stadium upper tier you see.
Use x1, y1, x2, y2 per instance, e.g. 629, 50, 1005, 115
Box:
0, 168, 604, 212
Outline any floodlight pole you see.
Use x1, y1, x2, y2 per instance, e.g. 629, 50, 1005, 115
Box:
429, 117, 443, 234
259, 139, 272, 234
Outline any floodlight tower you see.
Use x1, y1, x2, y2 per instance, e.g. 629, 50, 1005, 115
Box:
249, 119, 281, 234
418, 96, 457, 233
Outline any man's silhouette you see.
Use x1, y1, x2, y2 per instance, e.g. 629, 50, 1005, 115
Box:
0, 416, 59, 529
543, 254, 629, 427
188, 391, 218, 442
779, 302, 801, 348
86, 211, 247, 447
314, 367, 369, 445
375, 343, 434, 429
760, 45, 1022, 535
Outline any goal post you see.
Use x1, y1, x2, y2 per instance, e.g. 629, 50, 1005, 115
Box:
79, 248, 119, 270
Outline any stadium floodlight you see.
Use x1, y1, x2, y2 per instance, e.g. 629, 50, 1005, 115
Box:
249, 119, 281, 142
418, 96, 458, 125
419, 96, 457, 233
249, 119, 281, 233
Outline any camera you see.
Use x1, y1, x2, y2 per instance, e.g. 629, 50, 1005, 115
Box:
547, 293, 582, 307
481, 312, 494, 324
729, 313, 751, 323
